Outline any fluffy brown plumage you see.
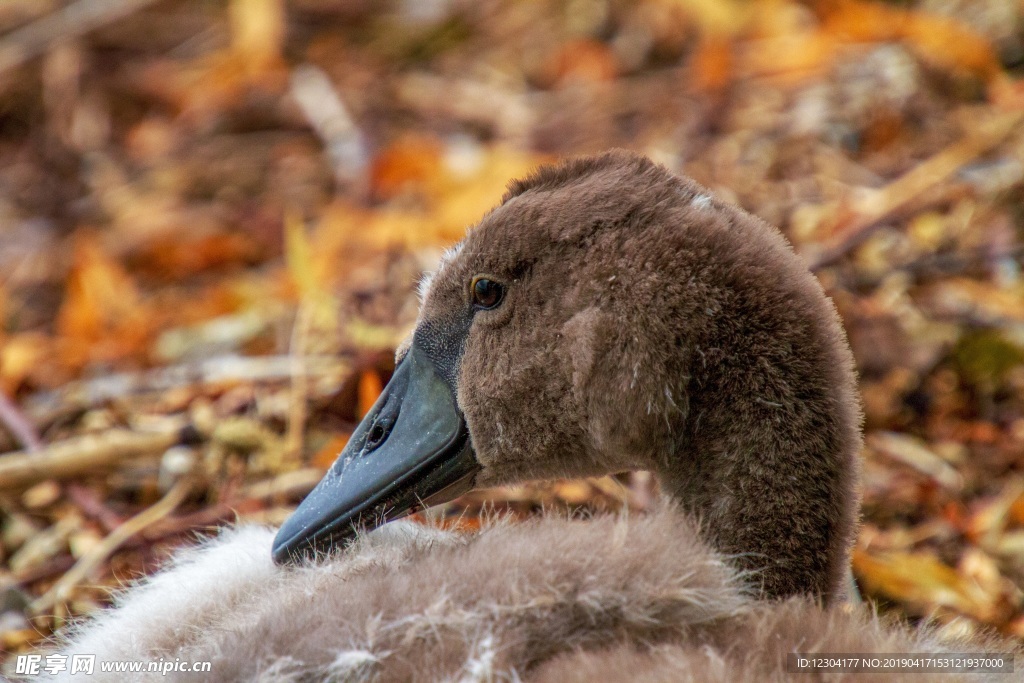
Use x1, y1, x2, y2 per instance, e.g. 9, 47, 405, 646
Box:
42, 516, 994, 683
428, 151, 859, 600
38, 152, 999, 682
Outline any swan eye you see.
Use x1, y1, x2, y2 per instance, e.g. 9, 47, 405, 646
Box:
471, 277, 504, 310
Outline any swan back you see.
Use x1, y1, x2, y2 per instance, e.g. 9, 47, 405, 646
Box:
44, 509, 973, 683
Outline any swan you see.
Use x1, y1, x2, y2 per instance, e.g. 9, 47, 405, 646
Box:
39, 151, 999, 682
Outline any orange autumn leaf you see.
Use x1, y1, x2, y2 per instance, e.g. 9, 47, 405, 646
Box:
129, 233, 262, 280
661, 0, 749, 36
546, 39, 618, 87
312, 434, 351, 471
900, 13, 1000, 82
860, 111, 905, 153
688, 34, 734, 92
429, 146, 548, 240
284, 211, 320, 302
989, 74, 1024, 110
737, 32, 836, 84
56, 235, 153, 363
370, 136, 443, 200
823, 1, 1001, 82
136, 0, 286, 121
319, 146, 548, 256
124, 116, 179, 163
417, 514, 481, 533
1008, 616, 1024, 640
1011, 496, 1024, 527
552, 480, 595, 505
0, 332, 51, 393
853, 548, 1001, 622
228, 0, 285, 72
357, 369, 383, 418
822, 0, 907, 43
965, 481, 1024, 547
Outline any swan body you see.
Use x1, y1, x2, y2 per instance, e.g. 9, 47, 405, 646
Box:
43, 517, 977, 682
38, 152, 1002, 681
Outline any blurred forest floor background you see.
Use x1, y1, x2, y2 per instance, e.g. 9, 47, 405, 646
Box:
1, 0, 1024, 666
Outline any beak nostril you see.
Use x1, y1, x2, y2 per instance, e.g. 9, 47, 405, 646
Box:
365, 422, 388, 451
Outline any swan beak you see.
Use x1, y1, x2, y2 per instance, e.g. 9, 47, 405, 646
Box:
271, 343, 479, 564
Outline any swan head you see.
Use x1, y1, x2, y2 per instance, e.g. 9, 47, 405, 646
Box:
273, 151, 861, 601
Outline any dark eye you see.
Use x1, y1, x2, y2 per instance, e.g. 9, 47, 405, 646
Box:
471, 277, 505, 310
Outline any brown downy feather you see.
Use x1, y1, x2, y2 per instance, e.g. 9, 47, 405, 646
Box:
43, 510, 996, 683
429, 150, 860, 600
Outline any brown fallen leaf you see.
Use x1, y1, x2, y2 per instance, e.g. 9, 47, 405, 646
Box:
853, 547, 1003, 623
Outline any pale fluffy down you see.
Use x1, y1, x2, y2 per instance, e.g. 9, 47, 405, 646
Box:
41, 508, 995, 683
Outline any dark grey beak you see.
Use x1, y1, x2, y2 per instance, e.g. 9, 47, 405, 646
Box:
272, 343, 479, 564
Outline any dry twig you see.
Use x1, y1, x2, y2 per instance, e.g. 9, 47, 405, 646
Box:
0, 0, 163, 76
0, 425, 183, 491
809, 112, 1024, 270
29, 477, 194, 615
289, 63, 369, 191
0, 389, 41, 452
284, 304, 312, 468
